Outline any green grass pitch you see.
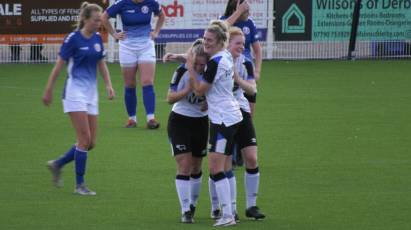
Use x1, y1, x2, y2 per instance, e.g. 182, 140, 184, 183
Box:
0, 60, 410, 229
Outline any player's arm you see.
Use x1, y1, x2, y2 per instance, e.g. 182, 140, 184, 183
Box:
101, 11, 125, 40
187, 54, 210, 96
42, 57, 65, 106
98, 60, 115, 100
225, 0, 250, 26
151, 11, 165, 39
252, 41, 262, 81
167, 85, 191, 104
163, 53, 187, 63
234, 69, 256, 95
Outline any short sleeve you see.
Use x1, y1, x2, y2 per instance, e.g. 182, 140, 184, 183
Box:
249, 19, 259, 43
152, 0, 161, 16
170, 65, 187, 91
203, 59, 219, 84
98, 35, 106, 60
106, 0, 124, 18
243, 60, 254, 80
59, 32, 76, 61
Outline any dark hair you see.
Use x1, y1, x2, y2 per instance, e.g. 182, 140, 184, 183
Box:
76, 1, 102, 29
224, 0, 245, 17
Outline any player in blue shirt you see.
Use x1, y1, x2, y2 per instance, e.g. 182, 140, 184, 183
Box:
221, 0, 262, 82
43, 2, 115, 196
102, 0, 165, 129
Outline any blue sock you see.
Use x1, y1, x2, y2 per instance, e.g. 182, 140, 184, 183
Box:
74, 148, 88, 186
142, 85, 155, 117
55, 145, 76, 168
124, 87, 137, 118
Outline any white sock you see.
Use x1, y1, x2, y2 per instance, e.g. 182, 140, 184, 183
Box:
129, 116, 137, 122
175, 177, 191, 214
208, 177, 219, 211
190, 176, 202, 207
245, 172, 260, 208
214, 178, 232, 218
228, 175, 237, 214
146, 114, 155, 121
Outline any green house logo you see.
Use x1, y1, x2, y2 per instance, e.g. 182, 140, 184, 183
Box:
282, 4, 305, 34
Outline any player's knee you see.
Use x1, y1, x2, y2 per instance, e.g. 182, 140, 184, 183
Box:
88, 141, 95, 151
78, 136, 91, 150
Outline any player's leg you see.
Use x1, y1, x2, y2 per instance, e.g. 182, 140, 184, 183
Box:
69, 111, 96, 195
119, 45, 139, 127
137, 40, 159, 129
122, 66, 138, 127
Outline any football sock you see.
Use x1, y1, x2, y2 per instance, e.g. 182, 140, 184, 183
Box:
226, 170, 237, 214
245, 167, 260, 208
142, 85, 155, 121
190, 172, 202, 207
175, 175, 191, 214
212, 172, 232, 218
55, 145, 76, 168
124, 87, 137, 119
74, 148, 88, 186
209, 176, 219, 211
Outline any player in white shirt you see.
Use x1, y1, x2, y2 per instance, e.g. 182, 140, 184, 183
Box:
224, 27, 266, 220
166, 39, 209, 224
43, 2, 115, 196
188, 20, 241, 227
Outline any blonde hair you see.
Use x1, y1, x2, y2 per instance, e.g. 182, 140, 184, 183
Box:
206, 20, 229, 48
191, 38, 207, 58
228, 26, 244, 42
76, 2, 102, 30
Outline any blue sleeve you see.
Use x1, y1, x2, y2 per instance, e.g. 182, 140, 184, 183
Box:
106, 0, 123, 18
249, 19, 259, 43
220, 15, 227, 20
152, 1, 161, 16
98, 35, 105, 60
59, 33, 76, 61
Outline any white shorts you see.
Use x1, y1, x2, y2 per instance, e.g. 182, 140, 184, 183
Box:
119, 39, 156, 67
63, 100, 98, 115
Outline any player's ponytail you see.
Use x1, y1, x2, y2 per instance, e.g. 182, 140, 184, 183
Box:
206, 20, 229, 48
76, 1, 102, 30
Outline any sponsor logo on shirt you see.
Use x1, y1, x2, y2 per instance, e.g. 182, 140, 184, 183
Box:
79, 46, 89, 50
126, 10, 135, 13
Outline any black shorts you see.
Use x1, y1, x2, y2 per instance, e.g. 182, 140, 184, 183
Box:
209, 122, 240, 155
235, 109, 257, 149
167, 111, 209, 157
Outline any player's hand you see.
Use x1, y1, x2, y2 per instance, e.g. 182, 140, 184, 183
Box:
163, 53, 177, 63
106, 86, 115, 100
150, 31, 159, 40
254, 70, 260, 81
113, 31, 126, 40
42, 89, 53, 106
237, 0, 250, 13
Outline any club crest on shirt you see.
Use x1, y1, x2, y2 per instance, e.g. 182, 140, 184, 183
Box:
141, 5, 149, 14
94, 43, 101, 52
242, 26, 250, 35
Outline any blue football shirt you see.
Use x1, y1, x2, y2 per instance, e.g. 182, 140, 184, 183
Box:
59, 30, 105, 103
106, 0, 161, 41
